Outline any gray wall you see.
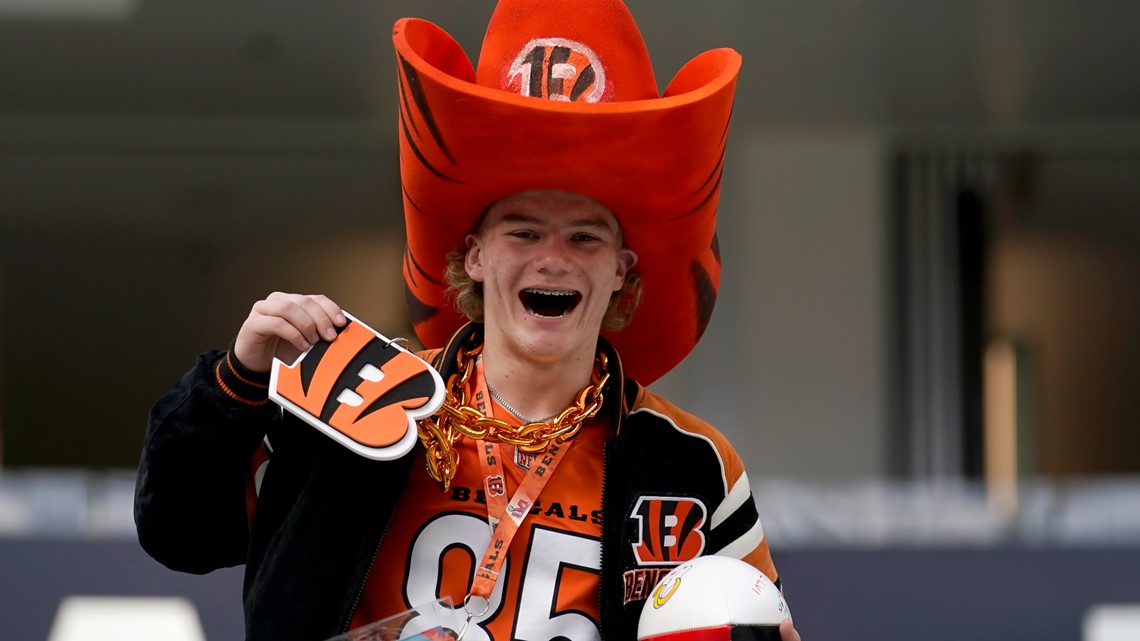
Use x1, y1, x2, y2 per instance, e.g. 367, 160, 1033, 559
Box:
655, 129, 891, 480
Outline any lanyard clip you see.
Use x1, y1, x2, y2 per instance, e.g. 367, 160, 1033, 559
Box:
455, 594, 489, 641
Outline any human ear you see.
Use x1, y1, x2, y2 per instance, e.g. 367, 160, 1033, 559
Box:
614, 248, 638, 289
464, 234, 485, 283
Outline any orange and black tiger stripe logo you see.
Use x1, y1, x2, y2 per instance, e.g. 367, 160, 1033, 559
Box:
629, 495, 708, 565
272, 318, 443, 455
505, 38, 607, 103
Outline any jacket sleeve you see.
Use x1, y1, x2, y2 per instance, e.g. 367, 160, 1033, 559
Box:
134, 349, 278, 574
631, 388, 780, 586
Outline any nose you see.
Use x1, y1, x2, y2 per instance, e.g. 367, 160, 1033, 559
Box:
533, 235, 572, 274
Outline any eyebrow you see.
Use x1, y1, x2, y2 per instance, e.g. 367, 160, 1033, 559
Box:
497, 213, 616, 231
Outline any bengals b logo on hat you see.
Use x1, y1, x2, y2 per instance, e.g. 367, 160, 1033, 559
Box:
269, 314, 445, 460
505, 38, 607, 102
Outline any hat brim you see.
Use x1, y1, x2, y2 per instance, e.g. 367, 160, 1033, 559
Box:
394, 17, 740, 384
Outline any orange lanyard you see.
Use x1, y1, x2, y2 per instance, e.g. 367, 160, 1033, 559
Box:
462, 357, 571, 626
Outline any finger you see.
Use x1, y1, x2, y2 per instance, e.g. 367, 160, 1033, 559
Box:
254, 294, 324, 346
264, 292, 344, 342
779, 617, 800, 641
234, 309, 310, 372
247, 313, 312, 355
309, 294, 347, 328
296, 295, 344, 342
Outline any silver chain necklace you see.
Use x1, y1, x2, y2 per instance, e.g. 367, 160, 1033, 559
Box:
485, 381, 560, 424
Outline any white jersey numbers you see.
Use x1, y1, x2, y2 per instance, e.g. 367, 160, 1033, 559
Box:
398, 513, 601, 641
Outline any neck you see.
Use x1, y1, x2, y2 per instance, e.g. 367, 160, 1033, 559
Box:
479, 334, 598, 422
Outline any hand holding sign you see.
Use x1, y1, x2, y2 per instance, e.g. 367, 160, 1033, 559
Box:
269, 313, 445, 460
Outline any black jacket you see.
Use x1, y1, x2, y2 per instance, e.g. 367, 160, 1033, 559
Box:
136, 324, 775, 641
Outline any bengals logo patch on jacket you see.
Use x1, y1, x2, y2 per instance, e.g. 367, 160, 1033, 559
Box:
269, 313, 444, 460
630, 495, 708, 565
622, 494, 708, 605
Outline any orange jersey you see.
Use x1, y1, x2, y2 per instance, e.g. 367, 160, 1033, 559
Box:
351, 415, 608, 641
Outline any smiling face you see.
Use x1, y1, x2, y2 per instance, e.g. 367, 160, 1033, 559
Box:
465, 190, 638, 366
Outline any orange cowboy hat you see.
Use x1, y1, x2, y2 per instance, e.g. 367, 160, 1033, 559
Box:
394, 0, 741, 385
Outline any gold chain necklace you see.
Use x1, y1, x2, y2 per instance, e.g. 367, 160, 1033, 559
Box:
485, 380, 560, 424
417, 340, 609, 491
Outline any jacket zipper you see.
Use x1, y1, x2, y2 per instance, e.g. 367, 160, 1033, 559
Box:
597, 350, 626, 641
597, 440, 609, 641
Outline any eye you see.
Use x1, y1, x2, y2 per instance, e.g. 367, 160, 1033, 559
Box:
571, 232, 602, 243
508, 229, 539, 240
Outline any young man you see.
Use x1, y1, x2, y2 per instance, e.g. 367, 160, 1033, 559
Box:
135, 2, 801, 641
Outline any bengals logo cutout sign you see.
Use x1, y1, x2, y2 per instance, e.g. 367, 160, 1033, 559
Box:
630, 496, 708, 565
269, 313, 444, 460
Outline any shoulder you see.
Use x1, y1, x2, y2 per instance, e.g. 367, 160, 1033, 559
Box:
628, 387, 739, 459
624, 386, 747, 492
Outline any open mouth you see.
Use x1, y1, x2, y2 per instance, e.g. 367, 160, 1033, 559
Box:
520, 288, 582, 318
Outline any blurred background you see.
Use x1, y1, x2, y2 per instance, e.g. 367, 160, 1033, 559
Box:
1, 1, 1138, 640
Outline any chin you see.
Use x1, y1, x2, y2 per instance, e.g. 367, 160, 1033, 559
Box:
512, 316, 592, 358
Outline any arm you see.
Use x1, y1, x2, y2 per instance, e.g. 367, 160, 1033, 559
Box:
631, 388, 802, 640
134, 349, 276, 573
134, 292, 346, 573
